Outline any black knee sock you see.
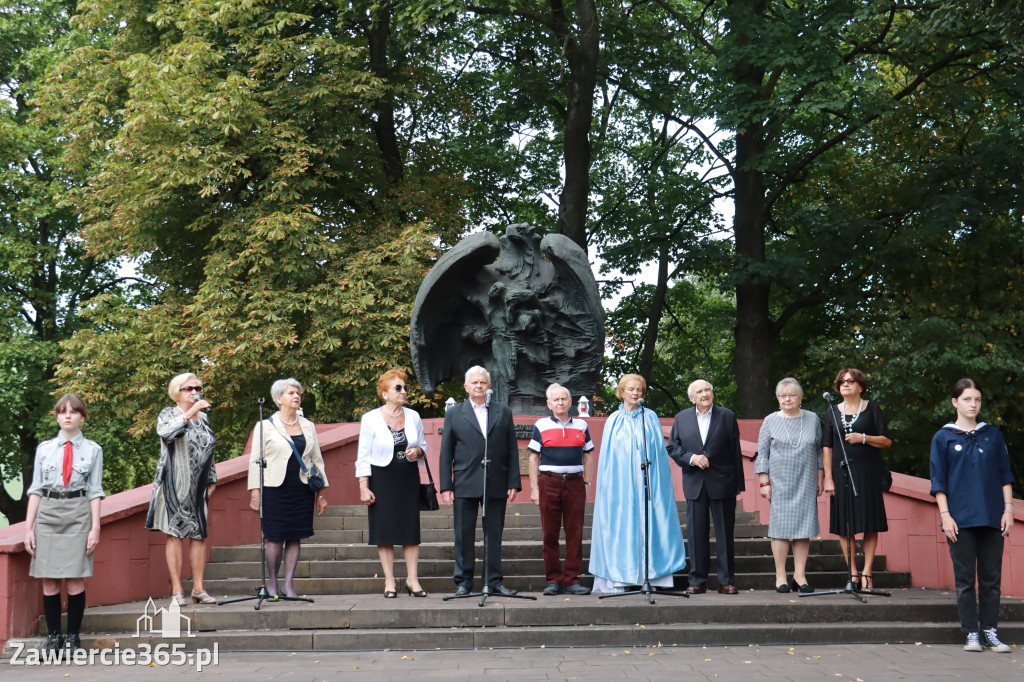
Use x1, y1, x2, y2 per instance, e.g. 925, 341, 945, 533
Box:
42, 593, 63, 635
66, 592, 86, 635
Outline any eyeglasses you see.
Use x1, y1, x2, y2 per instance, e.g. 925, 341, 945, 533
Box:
392, 385, 408, 392
839, 379, 857, 385
181, 386, 203, 392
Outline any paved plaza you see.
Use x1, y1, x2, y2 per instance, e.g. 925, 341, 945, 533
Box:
4, 642, 1021, 680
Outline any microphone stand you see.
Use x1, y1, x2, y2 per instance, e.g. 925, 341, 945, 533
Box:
600, 400, 688, 604
219, 397, 314, 610
802, 395, 889, 602
445, 394, 535, 607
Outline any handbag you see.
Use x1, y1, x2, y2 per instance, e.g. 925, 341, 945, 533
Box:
419, 458, 440, 512
881, 467, 893, 492
273, 417, 326, 493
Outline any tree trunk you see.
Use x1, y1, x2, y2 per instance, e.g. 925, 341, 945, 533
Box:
729, 0, 775, 418
638, 243, 670, 380
556, 0, 599, 251
368, 6, 404, 185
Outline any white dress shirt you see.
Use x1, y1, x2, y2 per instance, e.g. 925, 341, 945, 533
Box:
471, 400, 488, 439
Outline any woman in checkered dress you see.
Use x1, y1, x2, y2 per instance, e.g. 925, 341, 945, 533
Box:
755, 378, 823, 593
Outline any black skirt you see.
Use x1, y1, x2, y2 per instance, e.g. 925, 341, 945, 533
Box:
262, 455, 315, 542
367, 456, 421, 546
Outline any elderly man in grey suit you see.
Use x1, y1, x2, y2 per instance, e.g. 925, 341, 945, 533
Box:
667, 379, 745, 594
439, 366, 522, 597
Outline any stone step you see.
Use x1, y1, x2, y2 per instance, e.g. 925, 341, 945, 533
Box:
210, 537, 851, 564
32, 593, 1024, 651
50, 620, 1024, 652
203, 554, 885, 581
318, 502, 757, 518
303, 523, 771, 544
186, 570, 909, 596
312, 510, 763, 530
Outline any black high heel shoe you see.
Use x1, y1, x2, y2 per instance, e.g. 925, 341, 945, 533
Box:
406, 586, 428, 597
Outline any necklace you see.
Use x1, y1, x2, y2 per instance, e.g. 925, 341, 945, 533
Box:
840, 399, 863, 434
280, 413, 299, 426
779, 411, 804, 448
384, 406, 403, 419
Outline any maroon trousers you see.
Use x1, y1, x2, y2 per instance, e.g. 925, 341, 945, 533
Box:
538, 474, 587, 585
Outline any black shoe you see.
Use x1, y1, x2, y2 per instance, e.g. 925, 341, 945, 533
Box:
453, 584, 471, 597
543, 583, 564, 596
564, 583, 591, 595
775, 583, 791, 593
43, 633, 62, 653
797, 583, 814, 594
489, 583, 518, 597
63, 633, 81, 652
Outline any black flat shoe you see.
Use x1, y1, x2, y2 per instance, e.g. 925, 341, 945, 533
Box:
384, 590, 398, 599
406, 586, 428, 597
775, 583, 791, 593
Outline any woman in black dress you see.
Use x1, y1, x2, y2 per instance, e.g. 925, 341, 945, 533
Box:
248, 378, 328, 597
356, 369, 429, 597
822, 367, 892, 591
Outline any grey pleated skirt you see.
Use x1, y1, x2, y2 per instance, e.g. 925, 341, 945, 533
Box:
29, 495, 94, 579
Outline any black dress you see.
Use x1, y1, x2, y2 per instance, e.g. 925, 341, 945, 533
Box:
367, 427, 421, 546
262, 434, 315, 542
823, 400, 890, 535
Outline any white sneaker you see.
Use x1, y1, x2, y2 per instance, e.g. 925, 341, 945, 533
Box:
982, 628, 1011, 653
964, 631, 982, 652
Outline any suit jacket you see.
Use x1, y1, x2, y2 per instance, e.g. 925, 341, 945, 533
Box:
247, 413, 328, 490
666, 404, 744, 500
439, 399, 522, 499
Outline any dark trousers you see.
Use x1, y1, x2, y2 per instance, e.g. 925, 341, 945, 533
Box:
948, 525, 1004, 632
538, 474, 586, 585
453, 496, 507, 588
685, 488, 737, 586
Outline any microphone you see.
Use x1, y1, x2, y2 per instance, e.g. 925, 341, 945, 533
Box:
192, 393, 209, 410
822, 391, 835, 403
485, 389, 493, 407
637, 398, 646, 406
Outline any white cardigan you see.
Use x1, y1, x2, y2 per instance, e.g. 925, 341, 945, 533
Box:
355, 406, 428, 478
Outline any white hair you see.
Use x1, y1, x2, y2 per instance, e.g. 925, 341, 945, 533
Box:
775, 377, 804, 399
687, 379, 713, 401
545, 383, 570, 401
168, 373, 200, 402
270, 378, 303, 400
464, 366, 491, 384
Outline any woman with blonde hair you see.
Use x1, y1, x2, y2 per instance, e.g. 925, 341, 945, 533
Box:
589, 374, 686, 594
146, 373, 218, 606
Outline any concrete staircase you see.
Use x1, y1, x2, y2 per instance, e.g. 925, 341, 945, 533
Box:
26, 503, 1024, 652
193, 502, 907, 595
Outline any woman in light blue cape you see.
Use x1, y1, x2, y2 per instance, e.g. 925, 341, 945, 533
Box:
589, 374, 687, 593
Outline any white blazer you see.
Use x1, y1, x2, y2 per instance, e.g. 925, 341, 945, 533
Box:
355, 406, 428, 478
247, 413, 329, 490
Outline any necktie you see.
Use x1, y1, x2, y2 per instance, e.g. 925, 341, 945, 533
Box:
62, 441, 73, 487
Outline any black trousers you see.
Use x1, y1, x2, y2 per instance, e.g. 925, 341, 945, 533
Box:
453, 496, 507, 588
948, 525, 1004, 632
685, 488, 737, 586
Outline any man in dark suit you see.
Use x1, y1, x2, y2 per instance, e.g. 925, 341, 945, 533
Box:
439, 366, 522, 596
666, 379, 745, 594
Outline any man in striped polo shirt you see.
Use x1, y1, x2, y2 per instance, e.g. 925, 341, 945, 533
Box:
528, 383, 595, 596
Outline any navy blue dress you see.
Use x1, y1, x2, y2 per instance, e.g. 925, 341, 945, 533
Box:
262, 434, 315, 542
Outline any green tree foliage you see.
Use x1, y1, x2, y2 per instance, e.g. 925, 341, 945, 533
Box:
0, 0, 146, 521
37, 0, 467, 491
602, 278, 736, 417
